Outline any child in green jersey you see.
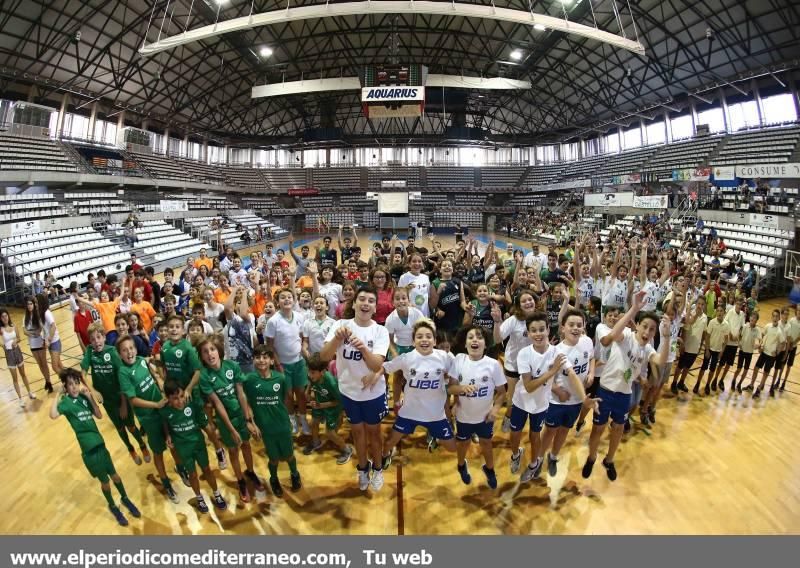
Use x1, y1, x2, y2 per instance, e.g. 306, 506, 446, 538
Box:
81, 322, 149, 465
303, 354, 353, 465
197, 337, 267, 504
50, 368, 141, 526
157, 315, 227, 470
116, 335, 179, 503
162, 381, 228, 513
242, 345, 302, 497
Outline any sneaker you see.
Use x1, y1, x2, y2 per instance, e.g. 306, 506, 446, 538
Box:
109, 506, 129, 527
196, 496, 209, 514
237, 479, 251, 503
779, 381, 786, 392
482, 465, 498, 489
212, 492, 227, 510
289, 415, 298, 435
582, 457, 595, 479
129, 451, 142, 466
704, 384, 711, 396
648, 406, 656, 424
176, 466, 191, 488
710, 380, 718, 392
744, 384, 754, 392
520, 459, 541, 483
510, 448, 524, 474
44, 382, 54, 394
141, 448, 152, 464
369, 468, 384, 491
692, 384, 700, 395
678, 382, 689, 393
299, 417, 311, 436
769, 388, 775, 398
28, 392, 36, 400
501, 416, 511, 433
382, 447, 395, 470
426, 434, 438, 452
290, 472, 302, 492
547, 454, 558, 477
602, 458, 617, 481
357, 466, 371, 491
270, 477, 284, 498
216, 448, 228, 470
303, 440, 323, 455
575, 419, 585, 433
121, 497, 141, 518
623, 418, 632, 434
640, 412, 650, 427
336, 445, 354, 465
165, 485, 179, 504
719, 380, 726, 392
18, 399, 25, 409
753, 388, 761, 399
457, 461, 472, 485
245, 470, 265, 493
670, 382, 678, 395
736, 382, 743, 394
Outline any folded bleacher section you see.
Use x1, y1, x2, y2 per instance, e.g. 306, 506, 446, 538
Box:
710, 126, 800, 166
0, 134, 79, 172
0, 193, 68, 222
641, 137, 723, 180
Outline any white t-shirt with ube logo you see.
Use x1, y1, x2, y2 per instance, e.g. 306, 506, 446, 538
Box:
325, 319, 389, 401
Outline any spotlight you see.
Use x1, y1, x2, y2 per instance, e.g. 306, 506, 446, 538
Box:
510, 50, 523, 61
259, 46, 273, 57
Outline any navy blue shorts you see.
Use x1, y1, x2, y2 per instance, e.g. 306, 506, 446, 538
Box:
341, 393, 388, 426
393, 416, 454, 440
455, 420, 494, 441
509, 404, 547, 433
544, 403, 582, 429
594, 387, 631, 426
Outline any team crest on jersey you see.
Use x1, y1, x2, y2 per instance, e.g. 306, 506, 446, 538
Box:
225, 370, 234, 380
367, 340, 374, 348
409, 369, 417, 376
103, 353, 111, 362
175, 349, 183, 358
82, 398, 88, 407
583, 351, 588, 359
272, 383, 281, 392
481, 375, 489, 383
140, 360, 147, 368
436, 368, 444, 375
574, 358, 579, 365
184, 407, 193, 417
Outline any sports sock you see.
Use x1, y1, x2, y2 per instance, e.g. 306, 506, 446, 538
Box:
161, 478, 172, 490
131, 428, 146, 449
114, 480, 128, 500
102, 487, 115, 508
117, 427, 134, 452
268, 462, 279, 478
288, 458, 299, 475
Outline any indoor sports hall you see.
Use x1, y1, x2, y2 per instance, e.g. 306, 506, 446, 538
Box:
0, 0, 799, 536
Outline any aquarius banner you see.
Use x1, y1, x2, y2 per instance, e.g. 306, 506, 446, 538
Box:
11, 220, 41, 236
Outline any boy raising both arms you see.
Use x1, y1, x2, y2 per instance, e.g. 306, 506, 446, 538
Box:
582, 290, 670, 481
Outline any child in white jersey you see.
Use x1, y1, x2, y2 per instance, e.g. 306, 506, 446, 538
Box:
397, 253, 432, 317
320, 287, 390, 492
377, 320, 458, 474
537, 308, 595, 477
494, 290, 539, 432
451, 326, 507, 489
265, 287, 309, 435
510, 312, 561, 482
576, 307, 621, 433
582, 290, 670, 481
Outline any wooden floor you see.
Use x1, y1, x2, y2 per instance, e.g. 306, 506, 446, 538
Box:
1, 232, 798, 535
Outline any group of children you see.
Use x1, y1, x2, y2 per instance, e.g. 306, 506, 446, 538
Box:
4, 225, 798, 528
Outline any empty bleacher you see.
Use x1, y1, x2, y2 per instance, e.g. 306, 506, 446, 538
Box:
261, 168, 307, 191
413, 193, 449, 208
521, 164, 568, 186
222, 166, 267, 189
174, 157, 226, 185
559, 154, 608, 180
127, 151, 190, 181
452, 194, 486, 208
710, 125, 800, 166
427, 166, 474, 188
598, 146, 659, 177
0, 193, 68, 221
368, 166, 420, 188
480, 166, 526, 187
0, 134, 79, 172
311, 167, 361, 191
299, 195, 336, 209
69, 192, 130, 215
642, 137, 723, 179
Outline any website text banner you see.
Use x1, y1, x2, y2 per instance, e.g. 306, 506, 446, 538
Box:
2, 537, 794, 568
584, 192, 633, 207
735, 163, 800, 178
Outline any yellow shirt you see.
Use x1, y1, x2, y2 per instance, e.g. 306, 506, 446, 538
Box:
706, 318, 730, 352
760, 323, 785, 357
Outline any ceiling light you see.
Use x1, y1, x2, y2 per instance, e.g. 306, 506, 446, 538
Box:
213, 0, 229, 5
259, 46, 273, 57
510, 49, 523, 60
534, 24, 546, 31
